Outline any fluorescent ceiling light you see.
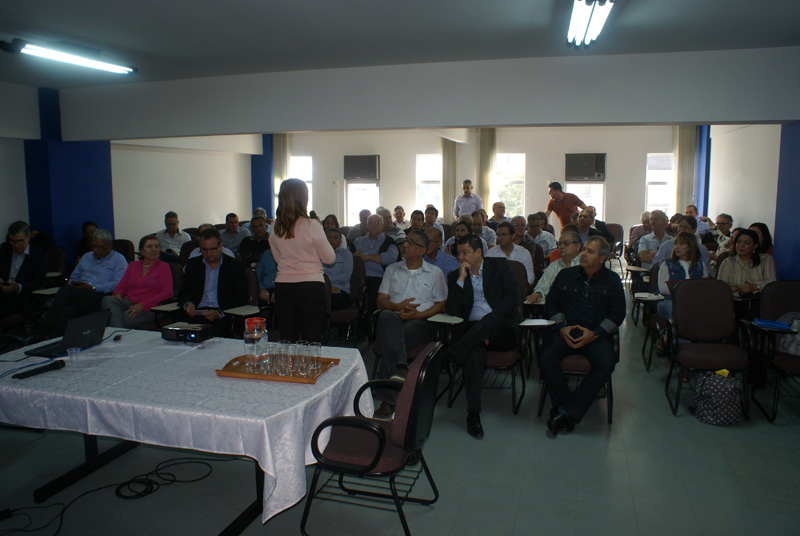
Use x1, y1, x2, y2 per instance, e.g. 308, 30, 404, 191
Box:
13, 41, 135, 74
567, 0, 615, 47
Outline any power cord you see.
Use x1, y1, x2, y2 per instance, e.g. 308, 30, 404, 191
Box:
0, 454, 246, 535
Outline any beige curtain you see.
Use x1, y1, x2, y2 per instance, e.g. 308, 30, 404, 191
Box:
273, 133, 290, 184
442, 138, 458, 223
674, 125, 698, 212
477, 128, 495, 210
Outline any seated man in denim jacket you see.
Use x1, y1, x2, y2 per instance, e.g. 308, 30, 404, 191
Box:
539, 236, 625, 438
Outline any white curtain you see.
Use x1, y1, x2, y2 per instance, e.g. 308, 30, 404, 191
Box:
477, 128, 495, 209
442, 138, 458, 223
273, 133, 290, 184
674, 125, 698, 212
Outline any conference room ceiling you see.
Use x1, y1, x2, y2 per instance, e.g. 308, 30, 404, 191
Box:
1, 0, 799, 90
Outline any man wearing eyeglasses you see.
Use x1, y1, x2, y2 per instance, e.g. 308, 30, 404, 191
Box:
0, 221, 47, 318
423, 227, 458, 277
372, 230, 447, 419
525, 231, 583, 304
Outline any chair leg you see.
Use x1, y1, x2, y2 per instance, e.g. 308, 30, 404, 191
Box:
537, 379, 548, 417
740, 370, 750, 420
664, 359, 683, 415
511, 362, 526, 415
446, 362, 463, 408
389, 474, 412, 536
300, 466, 323, 536
401, 452, 440, 505
752, 369, 782, 424
606, 376, 613, 424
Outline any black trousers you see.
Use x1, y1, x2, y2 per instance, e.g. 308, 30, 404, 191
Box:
448, 316, 517, 413
40, 285, 105, 336
538, 334, 616, 422
275, 281, 327, 342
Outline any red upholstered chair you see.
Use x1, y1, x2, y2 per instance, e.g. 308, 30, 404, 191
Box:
665, 279, 750, 416
301, 342, 444, 536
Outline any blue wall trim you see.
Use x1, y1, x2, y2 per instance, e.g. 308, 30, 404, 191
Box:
251, 133, 274, 216
694, 125, 711, 216
773, 122, 800, 280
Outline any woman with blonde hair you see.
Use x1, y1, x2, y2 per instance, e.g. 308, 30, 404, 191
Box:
656, 231, 709, 319
268, 179, 335, 341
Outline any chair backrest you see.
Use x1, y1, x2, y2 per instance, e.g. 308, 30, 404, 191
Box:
442, 224, 454, 243
244, 268, 259, 306
214, 223, 227, 230
113, 239, 135, 262
46, 246, 67, 274
760, 281, 800, 321
182, 227, 200, 241
606, 223, 624, 245
673, 279, 736, 341
508, 260, 529, 306
350, 255, 366, 306
714, 251, 731, 277
167, 262, 183, 296
648, 263, 660, 294
178, 239, 199, 266
391, 342, 445, 451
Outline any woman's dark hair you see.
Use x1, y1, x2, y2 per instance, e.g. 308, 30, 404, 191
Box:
454, 221, 471, 235
273, 178, 309, 239
748, 222, 773, 254
733, 229, 761, 267
670, 231, 701, 265
138, 234, 159, 251
322, 214, 340, 230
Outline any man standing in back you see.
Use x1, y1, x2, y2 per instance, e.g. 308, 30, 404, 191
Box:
545, 182, 586, 228
453, 179, 483, 222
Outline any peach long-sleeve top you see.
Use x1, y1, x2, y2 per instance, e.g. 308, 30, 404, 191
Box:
269, 217, 335, 284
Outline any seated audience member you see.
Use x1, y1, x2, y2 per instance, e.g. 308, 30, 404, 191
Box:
445, 234, 519, 438
537, 211, 556, 235
487, 202, 510, 231
656, 231, 709, 320
545, 181, 587, 228
354, 214, 399, 314
423, 227, 458, 277
178, 227, 248, 336
101, 235, 173, 328
237, 216, 270, 266
346, 209, 371, 243
525, 213, 557, 257
453, 179, 483, 221
701, 213, 734, 261
241, 207, 267, 231
256, 248, 278, 305
405, 210, 425, 237
0, 221, 47, 318
717, 229, 776, 297
155, 211, 191, 260
322, 214, 340, 232
627, 211, 652, 254
40, 229, 128, 337
322, 228, 354, 310
445, 220, 488, 256
378, 206, 406, 243
539, 236, 625, 438
585, 206, 616, 244
685, 205, 710, 235
422, 206, 445, 238
471, 210, 497, 247
748, 222, 773, 255
549, 224, 580, 263
373, 230, 448, 419
511, 215, 543, 272
393, 206, 410, 230
668, 213, 682, 235
188, 223, 235, 259
651, 215, 711, 274
75, 220, 98, 261
308, 210, 321, 222
487, 222, 534, 286
220, 212, 251, 254
637, 210, 671, 269
526, 231, 582, 304
576, 209, 605, 244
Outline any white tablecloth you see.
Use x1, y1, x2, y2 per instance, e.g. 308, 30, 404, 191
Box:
0, 330, 372, 522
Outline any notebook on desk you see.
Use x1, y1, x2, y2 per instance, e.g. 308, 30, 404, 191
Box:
25, 310, 111, 358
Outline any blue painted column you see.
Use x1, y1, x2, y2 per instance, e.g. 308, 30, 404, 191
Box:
251, 133, 274, 217
24, 88, 114, 264
694, 125, 711, 217
773, 122, 800, 280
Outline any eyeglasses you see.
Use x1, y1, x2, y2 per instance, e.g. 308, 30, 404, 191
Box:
556, 241, 580, 247
8, 238, 27, 244
405, 239, 424, 248
715, 221, 732, 226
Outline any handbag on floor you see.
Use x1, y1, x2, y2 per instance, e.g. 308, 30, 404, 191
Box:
694, 372, 743, 425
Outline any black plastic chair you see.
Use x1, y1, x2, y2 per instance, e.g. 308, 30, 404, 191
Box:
301, 342, 444, 536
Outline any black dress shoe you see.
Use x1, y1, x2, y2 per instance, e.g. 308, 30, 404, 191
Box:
546, 412, 575, 439
466, 413, 484, 439
549, 407, 560, 418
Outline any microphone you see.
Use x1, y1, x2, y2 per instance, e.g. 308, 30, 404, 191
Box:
12, 360, 66, 379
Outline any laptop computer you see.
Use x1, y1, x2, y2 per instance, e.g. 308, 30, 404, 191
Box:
25, 310, 111, 358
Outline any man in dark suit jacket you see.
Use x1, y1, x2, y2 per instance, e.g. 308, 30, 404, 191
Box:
445, 234, 520, 439
177, 228, 248, 337
1, 221, 47, 318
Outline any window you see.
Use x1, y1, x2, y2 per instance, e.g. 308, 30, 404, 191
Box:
565, 182, 605, 221
273, 156, 314, 214
346, 181, 380, 226
645, 153, 675, 216
493, 153, 525, 218
415, 154, 442, 212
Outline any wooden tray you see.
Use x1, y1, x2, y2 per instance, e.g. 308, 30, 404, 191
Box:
215, 355, 340, 384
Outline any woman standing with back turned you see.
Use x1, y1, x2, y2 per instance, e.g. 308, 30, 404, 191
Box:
269, 179, 335, 342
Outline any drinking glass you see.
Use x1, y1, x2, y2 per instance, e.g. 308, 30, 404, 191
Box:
243, 318, 266, 373
308, 342, 322, 374
277, 340, 291, 376
296, 341, 309, 377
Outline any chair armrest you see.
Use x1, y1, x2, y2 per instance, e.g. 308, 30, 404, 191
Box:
353, 379, 403, 417
310, 416, 386, 473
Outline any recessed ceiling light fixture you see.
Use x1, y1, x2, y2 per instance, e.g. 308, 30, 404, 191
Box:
567, 0, 615, 47
1, 38, 136, 74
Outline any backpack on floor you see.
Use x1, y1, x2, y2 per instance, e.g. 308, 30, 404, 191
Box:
694, 372, 743, 425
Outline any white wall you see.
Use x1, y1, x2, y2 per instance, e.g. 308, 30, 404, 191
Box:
497, 125, 674, 231
60, 47, 800, 141
0, 138, 29, 232
708, 125, 781, 231
110, 144, 252, 242
0, 82, 39, 139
